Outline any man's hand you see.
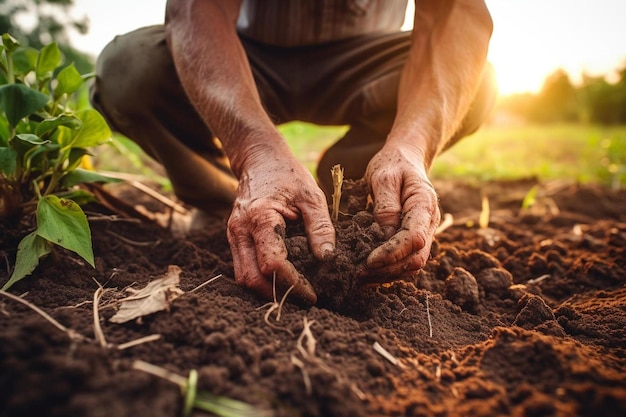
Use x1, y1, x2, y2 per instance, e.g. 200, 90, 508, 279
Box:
226, 151, 335, 305
362, 143, 440, 283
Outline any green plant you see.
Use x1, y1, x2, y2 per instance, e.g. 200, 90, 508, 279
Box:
133, 361, 271, 417
0, 33, 113, 290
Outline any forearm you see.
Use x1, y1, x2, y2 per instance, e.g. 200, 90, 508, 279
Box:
165, 0, 287, 178
388, 0, 493, 167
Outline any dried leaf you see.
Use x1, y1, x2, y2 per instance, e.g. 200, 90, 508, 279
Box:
110, 265, 183, 324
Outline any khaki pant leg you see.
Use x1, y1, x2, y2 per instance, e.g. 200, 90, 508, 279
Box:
90, 26, 237, 214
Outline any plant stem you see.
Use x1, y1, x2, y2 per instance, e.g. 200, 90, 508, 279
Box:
42, 146, 70, 197
6, 50, 15, 84
32, 180, 42, 200
331, 164, 344, 221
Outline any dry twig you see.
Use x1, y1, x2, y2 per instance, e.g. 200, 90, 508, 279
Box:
373, 341, 403, 367
105, 229, 160, 247
92, 279, 108, 348
256, 272, 295, 335
426, 293, 433, 338
0, 290, 86, 342
189, 274, 222, 293
117, 334, 162, 350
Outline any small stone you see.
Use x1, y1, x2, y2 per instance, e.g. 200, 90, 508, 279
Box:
444, 267, 479, 313
475, 267, 513, 296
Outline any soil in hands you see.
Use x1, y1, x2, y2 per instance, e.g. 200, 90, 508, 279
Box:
286, 179, 386, 310
1, 178, 626, 417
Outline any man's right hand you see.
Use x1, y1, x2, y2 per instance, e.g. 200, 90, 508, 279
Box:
226, 147, 336, 305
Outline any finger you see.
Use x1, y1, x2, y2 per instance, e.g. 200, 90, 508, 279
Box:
252, 212, 317, 305
367, 196, 440, 269
227, 221, 273, 300
299, 190, 336, 260
360, 246, 431, 285
370, 175, 402, 240
367, 227, 426, 268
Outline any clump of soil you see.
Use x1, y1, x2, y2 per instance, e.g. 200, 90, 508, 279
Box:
286, 180, 386, 309
1, 178, 626, 417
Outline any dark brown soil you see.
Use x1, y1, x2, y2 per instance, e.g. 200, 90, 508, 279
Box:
1, 178, 626, 417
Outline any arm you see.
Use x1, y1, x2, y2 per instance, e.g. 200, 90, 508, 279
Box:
165, 0, 336, 304
364, 0, 493, 278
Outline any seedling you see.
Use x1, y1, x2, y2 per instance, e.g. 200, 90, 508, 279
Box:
0, 33, 114, 290
479, 193, 490, 229
330, 164, 343, 221
133, 360, 271, 417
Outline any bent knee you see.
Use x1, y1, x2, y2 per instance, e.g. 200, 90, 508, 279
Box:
91, 25, 174, 125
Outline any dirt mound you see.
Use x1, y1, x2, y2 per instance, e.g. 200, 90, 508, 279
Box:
1, 179, 625, 417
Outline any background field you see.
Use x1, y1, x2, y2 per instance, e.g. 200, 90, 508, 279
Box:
96, 121, 626, 193
279, 121, 626, 189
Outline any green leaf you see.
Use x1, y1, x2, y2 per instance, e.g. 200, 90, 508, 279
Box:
194, 391, 268, 417
70, 109, 111, 148
13, 47, 38, 76
0, 114, 8, 145
35, 114, 82, 137
54, 64, 83, 98
59, 189, 98, 206
184, 370, 198, 417
0, 147, 17, 176
521, 185, 539, 209
1, 231, 51, 291
1, 33, 19, 53
36, 195, 94, 267
0, 84, 49, 127
16, 133, 48, 145
65, 147, 89, 172
23, 142, 58, 173
36, 42, 62, 81
62, 168, 122, 187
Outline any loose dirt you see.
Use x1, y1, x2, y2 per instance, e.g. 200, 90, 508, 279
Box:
1, 178, 625, 417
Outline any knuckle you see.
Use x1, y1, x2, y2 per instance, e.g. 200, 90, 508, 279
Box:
234, 272, 250, 288
310, 219, 335, 236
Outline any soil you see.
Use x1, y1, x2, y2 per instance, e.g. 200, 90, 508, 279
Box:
1, 178, 626, 417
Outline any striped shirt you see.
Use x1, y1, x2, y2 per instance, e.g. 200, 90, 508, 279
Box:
236, 0, 409, 46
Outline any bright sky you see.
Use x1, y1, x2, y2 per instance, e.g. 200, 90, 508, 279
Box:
68, 0, 626, 96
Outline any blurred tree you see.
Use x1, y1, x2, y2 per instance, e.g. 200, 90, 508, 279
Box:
0, 0, 93, 72
578, 64, 626, 125
496, 64, 626, 125
579, 75, 619, 124
530, 69, 579, 123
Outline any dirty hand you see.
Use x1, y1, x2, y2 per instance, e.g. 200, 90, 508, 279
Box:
362, 142, 441, 283
226, 151, 335, 305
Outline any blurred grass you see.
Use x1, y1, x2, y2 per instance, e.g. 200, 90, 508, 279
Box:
278, 122, 348, 174
281, 122, 626, 188
430, 123, 626, 187
93, 121, 626, 189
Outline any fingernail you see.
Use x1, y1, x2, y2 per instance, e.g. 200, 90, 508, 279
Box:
320, 242, 335, 257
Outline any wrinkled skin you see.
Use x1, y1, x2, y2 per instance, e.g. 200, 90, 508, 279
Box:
227, 140, 440, 303
227, 151, 335, 305
164, 0, 492, 304
363, 143, 441, 282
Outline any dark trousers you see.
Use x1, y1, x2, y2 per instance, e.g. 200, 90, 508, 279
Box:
91, 25, 497, 212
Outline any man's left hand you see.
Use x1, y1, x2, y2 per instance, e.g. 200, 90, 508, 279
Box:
362, 143, 441, 283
